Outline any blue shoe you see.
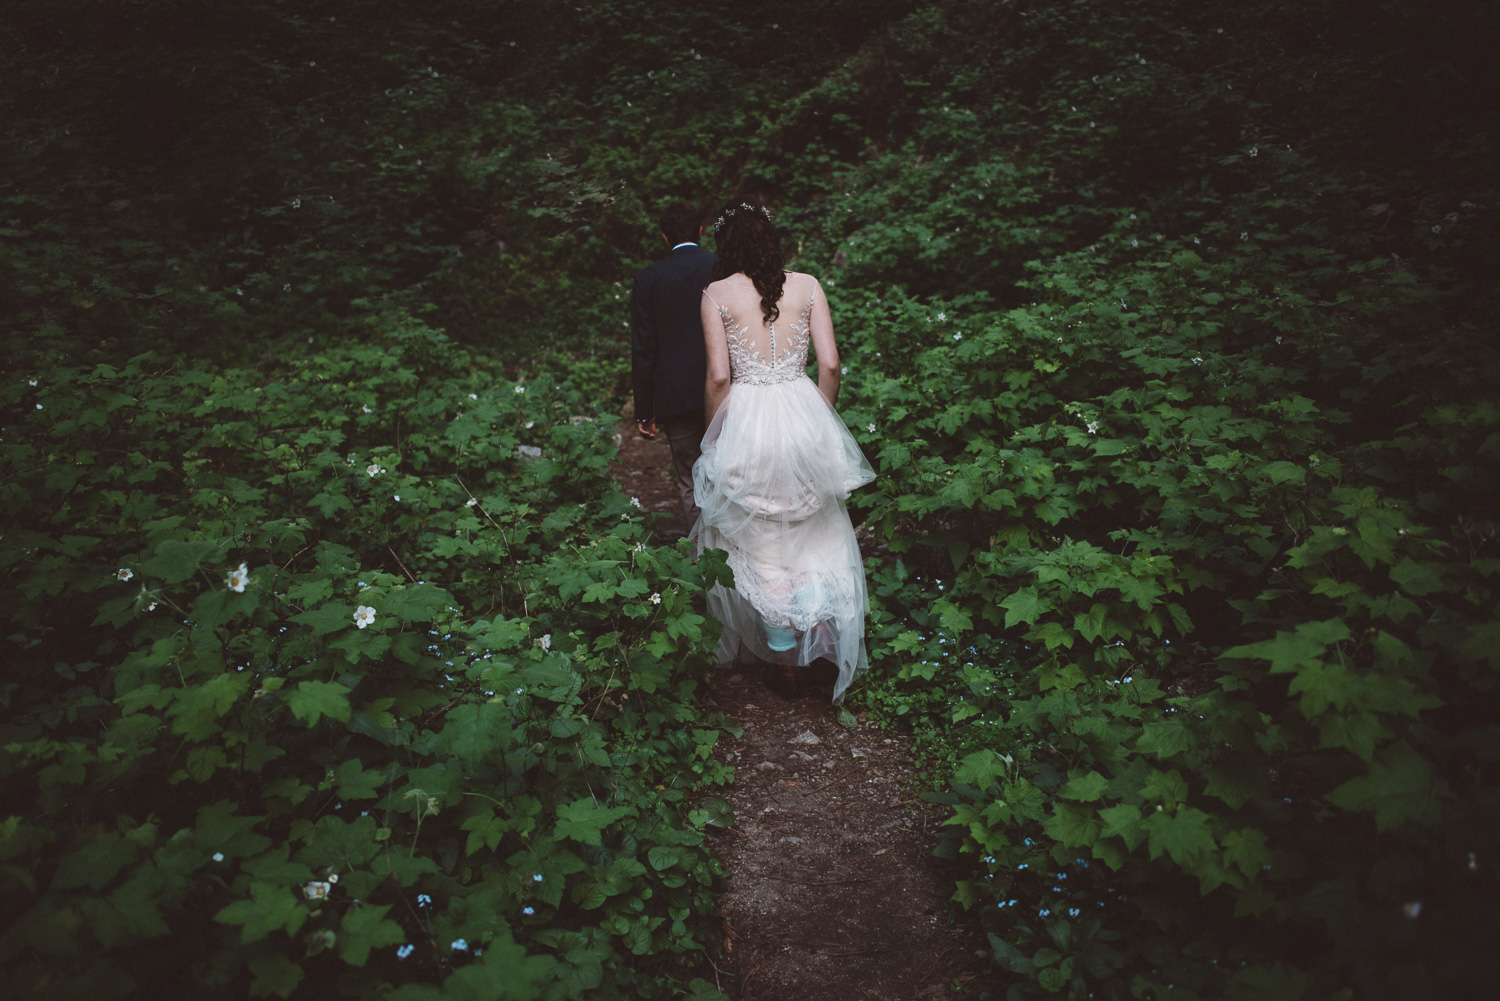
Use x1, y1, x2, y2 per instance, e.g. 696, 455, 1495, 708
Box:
763, 623, 797, 652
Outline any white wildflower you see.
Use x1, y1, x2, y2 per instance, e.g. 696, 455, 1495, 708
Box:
303, 881, 331, 900
1249, 146, 1259, 157
362, 405, 373, 414
227, 563, 249, 593
28, 378, 37, 386
953, 332, 962, 341
514, 384, 525, 394
649, 592, 662, 605
629, 496, 641, 508
468, 393, 477, 400
1086, 422, 1099, 435
354, 605, 377, 630
116, 568, 134, 582
1431, 225, 1441, 234
465, 498, 478, 507
1192, 357, 1204, 365
867, 423, 876, 433
367, 463, 382, 477
525, 421, 535, 429
539, 633, 551, 652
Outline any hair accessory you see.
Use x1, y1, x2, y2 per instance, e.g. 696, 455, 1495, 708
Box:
714, 201, 773, 231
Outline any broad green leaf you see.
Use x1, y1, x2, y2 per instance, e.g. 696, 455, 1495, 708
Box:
430, 702, 514, 767
140, 539, 223, 583
214, 882, 307, 944
382, 582, 454, 622
935, 598, 973, 633
1043, 801, 1100, 846
1000, 587, 1049, 628
340, 904, 405, 966
248, 953, 303, 998
1142, 806, 1216, 867
287, 680, 352, 726
553, 799, 631, 846
954, 749, 1010, 789
1058, 771, 1108, 802
1325, 743, 1436, 831
290, 602, 355, 637
1097, 804, 1145, 851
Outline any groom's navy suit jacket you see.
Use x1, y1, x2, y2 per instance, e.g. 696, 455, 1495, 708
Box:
630, 243, 716, 423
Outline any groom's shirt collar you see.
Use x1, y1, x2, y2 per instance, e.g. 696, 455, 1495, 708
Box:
671, 241, 698, 250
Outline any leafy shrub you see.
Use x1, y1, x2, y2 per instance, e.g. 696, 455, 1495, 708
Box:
0, 317, 736, 998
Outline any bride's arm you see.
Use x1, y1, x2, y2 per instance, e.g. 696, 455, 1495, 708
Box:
809, 278, 840, 407
701, 291, 732, 424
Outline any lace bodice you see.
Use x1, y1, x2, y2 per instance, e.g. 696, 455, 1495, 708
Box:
708, 290, 816, 386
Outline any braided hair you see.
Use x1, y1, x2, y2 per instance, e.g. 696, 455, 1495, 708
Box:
710, 196, 784, 324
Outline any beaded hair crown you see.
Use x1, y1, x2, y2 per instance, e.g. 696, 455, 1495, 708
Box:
713, 201, 772, 232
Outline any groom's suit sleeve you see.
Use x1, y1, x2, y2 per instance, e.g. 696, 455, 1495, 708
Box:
630, 271, 657, 422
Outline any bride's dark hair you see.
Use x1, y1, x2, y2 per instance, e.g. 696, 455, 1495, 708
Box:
710, 196, 785, 324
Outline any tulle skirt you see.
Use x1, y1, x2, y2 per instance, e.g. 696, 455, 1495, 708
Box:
691, 375, 876, 702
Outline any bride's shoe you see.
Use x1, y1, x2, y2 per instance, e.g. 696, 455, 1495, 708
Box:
762, 622, 798, 652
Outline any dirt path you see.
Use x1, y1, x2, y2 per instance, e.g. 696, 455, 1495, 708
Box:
610, 422, 992, 999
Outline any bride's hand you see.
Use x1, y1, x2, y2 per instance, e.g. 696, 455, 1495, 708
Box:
636, 418, 657, 439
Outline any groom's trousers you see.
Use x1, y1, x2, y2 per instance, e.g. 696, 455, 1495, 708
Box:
660, 410, 705, 534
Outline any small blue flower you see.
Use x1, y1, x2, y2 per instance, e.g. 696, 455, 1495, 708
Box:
1023, 838, 1034, 847
417, 893, 432, 907
396, 944, 415, 959
451, 938, 468, 951
1039, 908, 1051, 918
523, 906, 535, 915
532, 873, 544, 883
1017, 863, 1028, 870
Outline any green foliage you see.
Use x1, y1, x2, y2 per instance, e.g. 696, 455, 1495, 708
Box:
0, 316, 740, 997
4, 0, 1499, 998
803, 2, 1499, 997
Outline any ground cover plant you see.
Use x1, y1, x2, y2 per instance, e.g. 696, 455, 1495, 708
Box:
3, 0, 1497, 999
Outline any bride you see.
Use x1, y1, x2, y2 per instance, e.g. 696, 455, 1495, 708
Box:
692, 196, 875, 703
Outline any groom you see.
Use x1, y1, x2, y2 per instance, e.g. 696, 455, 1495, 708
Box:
630, 200, 715, 532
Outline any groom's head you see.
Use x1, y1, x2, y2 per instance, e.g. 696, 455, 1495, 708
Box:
659, 201, 702, 246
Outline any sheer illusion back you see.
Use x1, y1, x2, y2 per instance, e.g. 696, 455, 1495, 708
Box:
703, 277, 816, 387
692, 271, 875, 702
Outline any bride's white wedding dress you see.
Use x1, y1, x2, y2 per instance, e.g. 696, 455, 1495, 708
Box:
692, 272, 875, 701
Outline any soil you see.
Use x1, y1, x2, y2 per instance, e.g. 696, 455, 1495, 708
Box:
609, 421, 995, 1000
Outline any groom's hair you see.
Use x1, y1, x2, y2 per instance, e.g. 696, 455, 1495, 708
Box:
659, 201, 702, 245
